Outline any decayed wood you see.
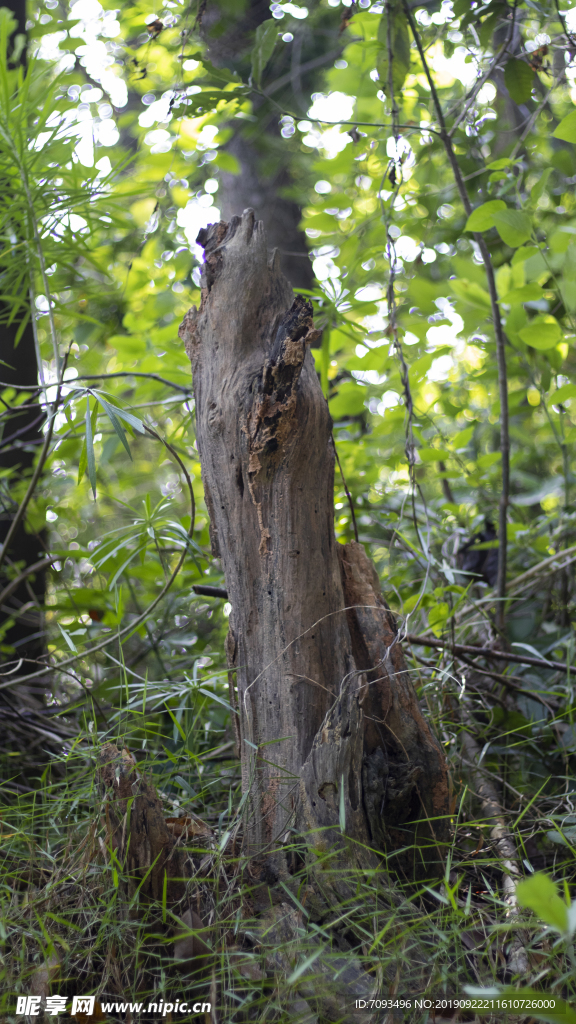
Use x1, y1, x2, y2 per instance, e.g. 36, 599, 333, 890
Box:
180, 209, 449, 869
98, 744, 213, 976
338, 542, 449, 867
99, 743, 209, 904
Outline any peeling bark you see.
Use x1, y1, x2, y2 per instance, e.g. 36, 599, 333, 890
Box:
180, 210, 450, 873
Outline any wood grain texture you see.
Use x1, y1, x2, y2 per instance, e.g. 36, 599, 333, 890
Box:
180, 210, 449, 869
98, 743, 198, 904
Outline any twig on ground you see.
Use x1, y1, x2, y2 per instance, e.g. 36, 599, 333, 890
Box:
461, 730, 529, 977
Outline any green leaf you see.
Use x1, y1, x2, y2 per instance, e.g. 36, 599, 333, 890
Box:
428, 602, 450, 637
478, 9, 498, 47
96, 396, 132, 460
77, 439, 88, 487
163, 703, 186, 742
512, 245, 540, 265
214, 150, 241, 174
85, 397, 97, 499
492, 210, 532, 248
251, 19, 278, 86
78, 399, 99, 491
502, 284, 544, 304
476, 451, 501, 471
197, 688, 234, 713
553, 109, 576, 144
376, 1, 411, 95
486, 158, 513, 170
287, 947, 324, 985
452, 425, 474, 448
516, 872, 569, 935
196, 55, 242, 85
329, 381, 366, 419
531, 166, 553, 203
552, 384, 576, 404
464, 200, 506, 232
57, 622, 78, 653
103, 403, 146, 435
419, 448, 450, 462
519, 316, 561, 350
547, 828, 576, 846
450, 278, 491, 309
504, 58, 534, 104
505, 304, 528, 345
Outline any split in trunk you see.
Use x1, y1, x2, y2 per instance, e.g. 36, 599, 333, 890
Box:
179, 209, 450, 878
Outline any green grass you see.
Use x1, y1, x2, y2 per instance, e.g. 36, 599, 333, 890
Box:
2, 638, 576, 1024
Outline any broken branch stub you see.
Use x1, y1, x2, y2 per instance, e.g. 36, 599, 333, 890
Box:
98, 744, 202, 904
180, 209, 449, 871
98, 745, 214, 978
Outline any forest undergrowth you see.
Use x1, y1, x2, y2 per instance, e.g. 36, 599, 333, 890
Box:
1, 0, 576, 1020
2, 591, 576, 1024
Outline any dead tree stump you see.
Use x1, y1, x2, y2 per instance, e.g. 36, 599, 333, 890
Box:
179, 209, 449, 876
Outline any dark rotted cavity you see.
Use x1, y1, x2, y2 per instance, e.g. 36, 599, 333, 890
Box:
261, 295, 312, 401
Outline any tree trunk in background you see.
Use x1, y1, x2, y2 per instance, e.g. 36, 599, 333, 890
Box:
202, 0, 317, 293
180, 211, 450, 878
0, 318, 46, 662
0, 0, 48, 749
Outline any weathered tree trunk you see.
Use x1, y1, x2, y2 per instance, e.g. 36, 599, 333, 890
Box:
180, 210, 450, 875
0, 1, 51, 763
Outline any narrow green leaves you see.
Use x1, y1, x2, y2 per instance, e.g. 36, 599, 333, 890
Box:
504, 58, 534, 104
103, 402, 145, 436
251, 20, 278, 86
377, 1, 410, 95
57, 622, 78, 653
77, 391, 145, 497
78, 398, 98, 495
287, 948, 324, 985
85, 396, 97, 499
96, 396, 133, 460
